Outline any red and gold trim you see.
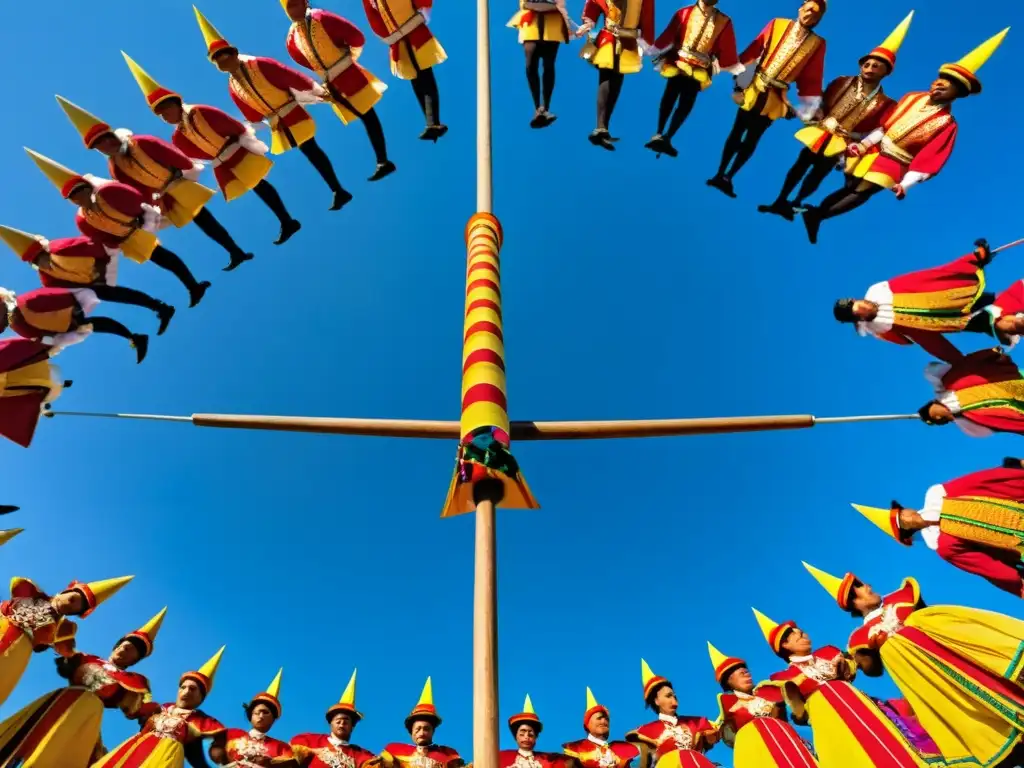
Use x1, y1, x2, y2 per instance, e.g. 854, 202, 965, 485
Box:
583, 704, 607, 731
713, 657, 746, 686
180, 670, 213, 695
836, 572, 857, 611
251, 692, 282, 717
938, 64, 979, 94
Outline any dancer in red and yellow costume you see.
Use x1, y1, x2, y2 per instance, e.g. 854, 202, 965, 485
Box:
293, 669, 377, 768
282, 0, 396, 180
645, 1, 741, 158
377, 678, 465, 768
194, 7, 353, 211
852, 458, 1024, 598
804, 28, 1009, 244
121, 53, 302, 246
359, 0, 447, 140
760, 12, 912, 220
508, 0, 572, 128
804, 562, 1024, 767
706, 641, 817, 766
0, 286, 150, 363
832, 238, 1018, 363
563, 687, 641, 768
624, 660, 719, 768
708, 0, 826, 198
918, 347, 1024, 436
753, 607, 925, 768
56, 96, 254, 272
0, 338, 68, 448
502, 695, 572, 768
25, 150, 210, 308
0, 607, 163, 766
576, 0, 656, 150
225, 669, 296, 766
94, 646, 228, 768
0, 574, 133, 707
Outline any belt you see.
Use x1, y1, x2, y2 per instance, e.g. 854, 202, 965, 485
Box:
325, 53, 354, 80
382, 12, 425, 45
604, 21, 639, 38
677, 46, 712, 66
754, 69, 789, 90
524, 0, 556, 9
880, 136, 914, 164
268, 101, 300, 125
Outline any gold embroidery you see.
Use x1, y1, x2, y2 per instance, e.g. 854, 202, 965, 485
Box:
411, 747, 445, 768
180, 108, 224, 157
230, 62, 293, 117
795, 656, 837, 684
868, 605, 904, 640
730, 695, 776, 718
315, 747, 357, 768
940, 496, 1024, 550
595, 746, 620, 768
885, 95, 953, 152
374, 0, 419, 33
6, 597, 56, 634
234, 734, 270, 760
824, 79, 888, 134
956, 378, 1024, 410
762, 23, 820, 84
656, 723, 692, 750
150, 708, 188, 740
294, 17, 349, 78
113, 145, 172, 191
79, 661, 117, 692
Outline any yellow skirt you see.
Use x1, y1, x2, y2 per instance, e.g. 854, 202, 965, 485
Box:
121, 230, 158, 264
733, 719, 818, 767
92, 733, 185, 768
740, 81, 788, 121
330, 76, 388, 125
881, 607, 1024, 767
844, 152, 899, 189
162, 179, 216, 228
0, 621, 32, 707
581, 39, 643, 74
508, 10, 569, 43
392, 36, 447, 80
220, 152, 274, 203
0, 686, 103, 767
269, 114, 317, 156
794, 125, 848, 157
659, 61, 711, 89
1, 360, 55, 394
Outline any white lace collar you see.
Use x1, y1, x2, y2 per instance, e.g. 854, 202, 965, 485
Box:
586, 734, 608, 747
658, 713, 678, 726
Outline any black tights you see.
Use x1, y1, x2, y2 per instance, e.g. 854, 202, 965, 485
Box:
252, 180, 294, 225
192, 207, 244, 258
775, 148, 835, 205
90, 284, 165, 314
359, 108, 390, 164
150, 245, 201, 292
717, 108, 773, 179
657, 76, 701, 139
298, 138, 346, 194
597, 69, 624, 131
524, 41, 559, 110
816, 176, 884, 220
410, 66, 441, 127
88, 316, 134, 341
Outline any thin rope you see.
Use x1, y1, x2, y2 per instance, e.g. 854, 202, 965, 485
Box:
814, 414, 919, 424
993, 238, 1024, 255
44, 410, 191, 423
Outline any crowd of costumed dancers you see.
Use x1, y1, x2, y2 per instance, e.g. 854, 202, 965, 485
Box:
1, 1, 1024, 768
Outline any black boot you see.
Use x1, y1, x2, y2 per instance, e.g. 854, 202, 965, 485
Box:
589, 129, 615, 151
223, 250, 255, 272
330, 190, 354, 211
131, 334, 149, 364
156, 303, 175, 336
275, 218, 302, 245
757, 199, 796, 221
368, 161, 397, 182
706, 174, 737, 198
189, 281, 212, 308
802, 207, 823, 245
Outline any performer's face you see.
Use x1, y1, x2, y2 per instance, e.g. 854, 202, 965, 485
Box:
587, 711, 611, 739
515, 724, 538, 751
156, 101, 184, 125
331, 712, 356, 740
285, 0, 307, 20
850, 582, 882, 613
410, 719, 435, 745
653, 685, 678, 716
177, 679, 204, 709
896, 507, 926, 534
797, 1, 823, 27
110, 640, 141, 668
68, 186, 93, 208
91, 135, 121, 158
929, 78, 959, 104
924, 402, 954, 425
250, 702, 276, 733
725, 667, 754, 694
851, 300, 878, 321
699, 0, 719, 6
52, 589, 86, 616
213, 50, 240, 74
859, 58, 888, 84
781, 627, 812, 657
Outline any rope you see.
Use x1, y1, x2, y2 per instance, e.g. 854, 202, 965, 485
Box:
43, 410, 192, 423
993, 238, 1024, 255
813, 414, 919, 424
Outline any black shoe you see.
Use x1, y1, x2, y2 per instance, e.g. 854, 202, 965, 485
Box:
223, 251, 255, 272
802, 207, 822, 245
368, 161, 397, 182
131, 334, 149, 364
275, 218, 302, 245
330, 189, 354, 211
155, 303, 175, 336
0, 506, 19, 515
757, 200, 796, 222
530, 108, 546, 129
645, 134, 677, 158
588, 129, 615, 151
419, 124, 449, 142
706, 174, 737, 198
540, 111, 557, 128
189, 281, 211, 308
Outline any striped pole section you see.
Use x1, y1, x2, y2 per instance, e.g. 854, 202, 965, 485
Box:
441, 213, 538, 517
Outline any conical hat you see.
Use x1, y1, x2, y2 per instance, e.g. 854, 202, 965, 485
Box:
120, 607, 167, 658
65, 575, 134, 618
0, 529, 24, 547
939, 28, 1010, 95
180, 645, 226, 696
193, 6, 236, 61
640, 658, 670, 702
251, 668, 284, 717
706, 641, 746, 685
582, 686, 608, 731
851, 503, 912, 546
24, 149, 88, 199
55, 96, 113, 149
802, 561, 857, 611
122, 52, 181, 113
0, 226, 47, 262
861, 11, 914, 71
405, 676, 441, 729
508, 693, 543, 734
280, 0, 307, 12
751, 607, 796, 654
327, 668, 364, 722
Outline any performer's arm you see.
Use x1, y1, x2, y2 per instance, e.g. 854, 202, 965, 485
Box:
207, 733, 227, 765
854, 649, 884, 677
899, 123, 957, 194
132, 136, 196, 173
361, 0, 391, 38
285, 30, 314, 69
200, 106, 246, 138
652, 9, 683, 52
577, 0, 602, 35
901, 327, 965, 365
258, 57, 318, 93
738, 21, 772, 67
713, 19, 743, 75
936, 533, 1024, 597
229, 89, 267, 123
322, 12, 367, 47
792, 40, 824, 120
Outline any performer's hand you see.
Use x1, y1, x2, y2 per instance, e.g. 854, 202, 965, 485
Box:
892, 184, 906, 200
731, 89, 744, 106
845, 143, 865, 158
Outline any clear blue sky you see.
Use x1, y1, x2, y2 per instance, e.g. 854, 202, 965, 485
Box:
0, 0, 1021, 764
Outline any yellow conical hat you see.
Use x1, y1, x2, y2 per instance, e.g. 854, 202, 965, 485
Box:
509, 693, 542, 733
851, 503, 911, 545
266, 668, 283, 700
251, 668, 284, 717
193, 6, 236, 61
65, 575, 133, 618
0, 226, 44, 261
55, 96, 112, 149
0, 529, 24, 546
181, 646, 226, 696
751, 607, 795, 654
405, 676, 441, 729
121, 607, 167, 658
940, 28, 1010, 95
327, 668, 364, 722
640, 658, 669, 701
862, 11, 914, 71
25, 149, 88, 199
583, 687, 607, 731
706, 641, 746, 684
280, 0, 307, 12
122, 52, 182, 113
802, 562, 856, 610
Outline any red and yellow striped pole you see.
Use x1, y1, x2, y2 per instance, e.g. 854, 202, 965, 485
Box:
441, 213, 538, 518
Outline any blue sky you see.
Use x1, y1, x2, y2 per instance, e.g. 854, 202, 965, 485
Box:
0, 0, 1022, 764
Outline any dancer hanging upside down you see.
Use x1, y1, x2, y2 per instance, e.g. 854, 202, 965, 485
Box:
25, 150, 210, 308
918, 347, 1024, 436
194, 7, 354, 212
852, 458, 1024, 598
646, 0, 741, 158
292, 670, 378, 768
122, 52, 302, 246
0, 225, 176, 332
563, 688, 641, 768
803, 28, 1009, 245
282, 0, 397, 181
0, 286, 149, 363
0, 338, 69, 448
360, 0, 447, 141
508, 0, 573, 128
56, 96, 254, 272
707, 0, 826, 198
760, 12, 912, 221
576, 0, 656, 151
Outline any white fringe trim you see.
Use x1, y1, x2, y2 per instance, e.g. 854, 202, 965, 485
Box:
140, 204, 163, 234
69, 288, 99, 315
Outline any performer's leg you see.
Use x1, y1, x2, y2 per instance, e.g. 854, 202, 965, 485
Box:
655, 78, 682, 136
793, 154, 836, 206
192, 207, 253, 272
299, 138, 353, 211
90, 284, 175, 336
802, 179, 883, 244
410, 67, 446, 141
149, 245, 210, 308
88, 316, 149, 364
664, 78, 701, 140
252, 180, 301, 245
524, 41, 543, 111
723, 114, 771, 180
707, 109, 747, 197
359, 108, 396, 181
936, 533, 1024, 598
757, 149, 815, 220
591, 68, 624, 151
540, 42, 559, 113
